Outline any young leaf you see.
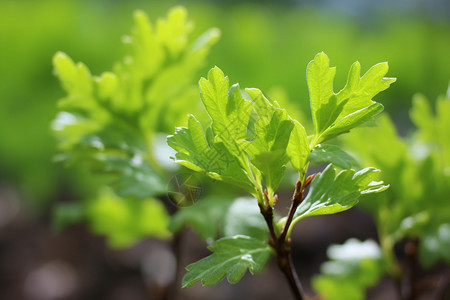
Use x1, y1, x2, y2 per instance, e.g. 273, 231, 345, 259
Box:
182, 235, 271, 287
86, 188, 171, 248
167, 115, 255, 192
307, 52, 396, 145
100, 154, 168, 198
307, 52, 338, 135
243, 88, 295, 192
52, 7, 219, 247
199, 67, 252, 157
291, 164, 388, 225
342, 93, 450, 269
169, 68, 301, 203
410, 93, 450, 167
309, 144, 357, 169
286, 119, 309, 175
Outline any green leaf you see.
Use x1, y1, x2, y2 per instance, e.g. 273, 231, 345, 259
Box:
319, 103, 384, 142
336, 61, 395, 119
307, 52, 395, 145
167, 115, 254, 192
243, 88, 295, 192
169, 69, 300, 203
86, 188, 171, 248
410, 93, 450, 168
309, 144, 357, 169
292, 164, 388, 224
307, 52, 338, 135
54, 116, 167, 198
169, 195, 234, 243
313, 239, 384, 300
52, 8, 220, 221
155, 6, 193, 58
99, 154, 168, 198
182, 235, 271, 287
199, 67, 253, 157
223, 197, 268, 241
287, 119, 309, 174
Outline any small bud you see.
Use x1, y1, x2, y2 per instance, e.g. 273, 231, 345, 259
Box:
304, 173, 316, 189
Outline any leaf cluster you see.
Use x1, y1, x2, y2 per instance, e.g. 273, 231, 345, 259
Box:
168, 52, 394, 287
312, 89, 450, 299
341, 91, 450, 269
52, 7, 220, 247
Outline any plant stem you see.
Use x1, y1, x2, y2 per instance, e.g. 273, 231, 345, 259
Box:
277, 239, 307, 300
279, 180, 303, 243
259, 203, 305, 299
258, 177, 317, 300
258, 201, 278, 248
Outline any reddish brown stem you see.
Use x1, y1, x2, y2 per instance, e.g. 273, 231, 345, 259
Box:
277, 240, 307, 300
258, 176, 317, 300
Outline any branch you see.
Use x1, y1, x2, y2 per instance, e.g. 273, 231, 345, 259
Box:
277, 240, 307, 300
279, 174, 315, 243
258, 176, 316, 300
259, 190, 278, 244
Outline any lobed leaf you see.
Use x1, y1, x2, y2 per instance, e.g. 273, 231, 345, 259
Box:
182, 235, 271, 287
52, 7, 220, 246
167, 115, 255, 192
307, 52, 395, 145
169, 68, 303, 201
292, 164, 388, 224
307, 52, 337, 135
342, 95, 450, 269
199, 67, 252, 157
243, 88, 295, 192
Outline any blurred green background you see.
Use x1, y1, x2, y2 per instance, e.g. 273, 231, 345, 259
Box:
1, 0, 449, 211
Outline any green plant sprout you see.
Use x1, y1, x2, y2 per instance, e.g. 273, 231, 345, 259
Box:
167, 52, 395, 299
313, 89, 450, 299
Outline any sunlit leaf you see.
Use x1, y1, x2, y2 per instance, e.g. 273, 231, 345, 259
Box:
309, 144, 357, 169
182, 235, 271, 287
292, 164, 388, 224
307, 52, 395, 145
167, 115, 255, 192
